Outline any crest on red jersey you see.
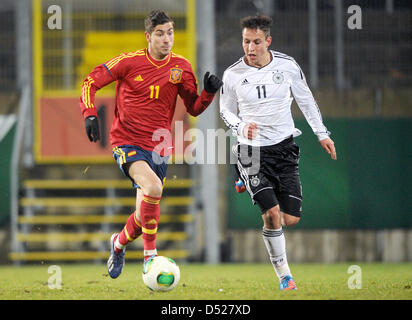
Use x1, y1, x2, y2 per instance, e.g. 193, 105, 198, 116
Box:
169, 68, 183, 84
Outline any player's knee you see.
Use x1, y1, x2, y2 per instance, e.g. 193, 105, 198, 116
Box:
138, 181, 163, 198
263, 206, 281, 228
267, 206, 281, 220
147, 183, 163, 198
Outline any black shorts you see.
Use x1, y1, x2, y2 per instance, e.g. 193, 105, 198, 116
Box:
235, 136, 303, 217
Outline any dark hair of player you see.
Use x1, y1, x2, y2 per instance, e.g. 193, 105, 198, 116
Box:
240, 15, 273, 38
144, 10, 174, 34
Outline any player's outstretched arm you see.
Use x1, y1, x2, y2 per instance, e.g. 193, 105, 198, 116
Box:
180, 71, 223, 117
319, 137, 337, 160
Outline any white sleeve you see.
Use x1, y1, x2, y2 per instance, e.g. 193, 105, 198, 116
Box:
290, 63, 331, 141
219, 71, 246, 137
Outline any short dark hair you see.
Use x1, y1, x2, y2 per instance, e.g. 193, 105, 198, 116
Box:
144, 10, 174, 34
240, 15, 273, 38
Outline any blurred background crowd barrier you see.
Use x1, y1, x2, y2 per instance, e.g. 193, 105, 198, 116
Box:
0, 0, 411, 265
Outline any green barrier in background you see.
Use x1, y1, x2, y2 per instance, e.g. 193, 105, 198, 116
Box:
227, 118, 412, 230
0, 120, 16, 226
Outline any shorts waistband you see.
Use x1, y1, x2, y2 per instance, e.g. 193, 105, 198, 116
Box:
237, 135, 294, 151
263, 135, 294, 149
277, 135, 293, 146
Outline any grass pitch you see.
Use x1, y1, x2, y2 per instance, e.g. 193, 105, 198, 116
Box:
0, 262, 411, 300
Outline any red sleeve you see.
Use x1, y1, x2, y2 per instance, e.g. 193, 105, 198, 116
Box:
178, 65, 216, 117
79, 54, 127, 119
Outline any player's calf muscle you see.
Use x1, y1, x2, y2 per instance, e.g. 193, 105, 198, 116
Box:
282, 214, 300, 227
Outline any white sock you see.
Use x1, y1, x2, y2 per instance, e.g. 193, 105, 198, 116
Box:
114, 234, 125, 251
262, 227, 292, 281
144, 249, 157, 257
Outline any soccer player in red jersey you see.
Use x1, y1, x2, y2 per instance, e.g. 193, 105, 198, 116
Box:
79, 10, 223, 279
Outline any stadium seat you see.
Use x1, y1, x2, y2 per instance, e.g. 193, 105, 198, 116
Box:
9, 178, 195, 263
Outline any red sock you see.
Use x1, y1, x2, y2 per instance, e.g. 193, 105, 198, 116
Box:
114, 211, 142, 254
140, 194, 161, 259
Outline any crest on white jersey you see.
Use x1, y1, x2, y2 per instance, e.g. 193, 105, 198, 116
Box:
272, 72, 284, 84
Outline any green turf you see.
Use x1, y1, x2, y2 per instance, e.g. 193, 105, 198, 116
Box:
0, 263, 411, 300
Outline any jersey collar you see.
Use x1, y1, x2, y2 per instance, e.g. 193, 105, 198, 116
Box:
242, 50, 274, 70
145, 48, 171, 68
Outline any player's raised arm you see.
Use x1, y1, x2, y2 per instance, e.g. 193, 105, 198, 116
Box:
178, 67, 223, 117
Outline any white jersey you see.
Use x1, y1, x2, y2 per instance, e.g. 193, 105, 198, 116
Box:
219, 50, 330, 146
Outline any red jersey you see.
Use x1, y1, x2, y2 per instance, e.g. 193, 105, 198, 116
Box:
80, 48, 216, 156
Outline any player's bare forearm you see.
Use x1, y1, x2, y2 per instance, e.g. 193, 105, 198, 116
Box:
319, 137, 337, 160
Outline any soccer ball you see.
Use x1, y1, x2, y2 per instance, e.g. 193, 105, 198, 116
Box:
142, 256, 180, 291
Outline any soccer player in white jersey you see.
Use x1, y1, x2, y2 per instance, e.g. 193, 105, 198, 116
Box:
220, 15, 337, 290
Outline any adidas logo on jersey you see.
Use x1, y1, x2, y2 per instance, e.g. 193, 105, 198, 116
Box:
241, 78, 249, 85
134, 75, 144, 81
